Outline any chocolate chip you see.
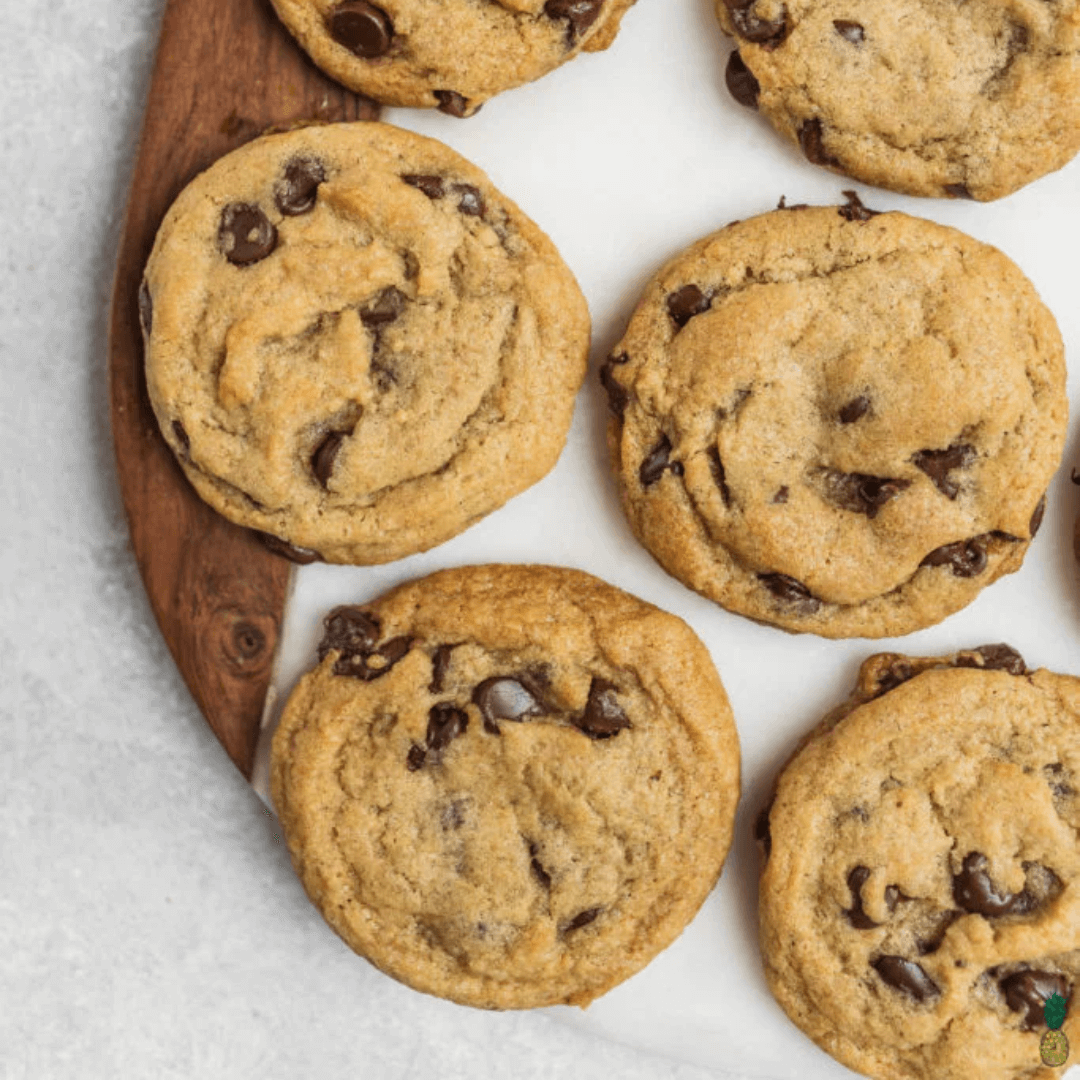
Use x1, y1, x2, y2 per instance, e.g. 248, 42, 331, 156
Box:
328, 1, 394, 58
838, 190, 878, 222
838, 395, 870, 423
955, 644, 1027, 675
219, 204, 277, 266
872, 956, 940, 1002
452, 184, 485, 217
1000, 970, 1070, 1029
833, 19, 864, 43
777, 195, 810, 211
138, 279, 153, 336
275, 157, 326, 216
600, 352, 631, 419
920, 537, 988, 578
725, 0, 787, 45
171, 419, 190, 455
709, 446, 732, 507
562, 907, 601, 934
845, 866, 879, 929
319, 607, 411, 680
667, 284, 711, 329
773, 486, 789, 504
639, 435, 683, 487
944, 183, 974, 200
574, 678, 631, 739
725, 51, 760, 108
256, 531, 323, 564
798, 119, 840, 167
912, 443, 976, 499
872, 658, 916, 697
824, 471, 910, 518
544, 0, 603, 44
758, 572, 820, 610
402, 174, 446, 200
426, 703, 468, 753
473, 676, 544, 733
528, 841, 552, 889
359, 286, 407, 327
1029, 494, 1046, 537
429, 644, 455, 693
435, 91, 472, 117
312, 430, 347, 487
406, 744, 426, 771
953, 852, 1034, 917
754, 800, 773, 858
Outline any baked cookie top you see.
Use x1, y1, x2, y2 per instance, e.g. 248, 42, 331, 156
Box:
269, 0, 637, 115
603, 201, 1067, 638
270, 565, 741, 1009
142, 122, 589, 565
717, 0, 1080, 200
756, 646, 1079, 1080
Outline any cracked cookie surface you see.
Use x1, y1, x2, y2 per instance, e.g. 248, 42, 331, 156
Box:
142, 122, 589, 564
717, 0, 1080, 200
269, 0, 637, 115
270, 565, 741, 1009
757, 647, 1080, 1080
603, 203, 1066, 638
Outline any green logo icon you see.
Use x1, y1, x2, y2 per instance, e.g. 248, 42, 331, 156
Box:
1040, 993, 1070, 1068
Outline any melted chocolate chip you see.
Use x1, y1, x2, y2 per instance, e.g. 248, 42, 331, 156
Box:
435, 90, 472, 117
955, 644, 1027, 675
920, 537, 989, 578
402, 174, 446, 200
574, 678, 631, 739
845, 866, 879, 929
426, 703, 468, 753
1000, 970, 1070, 1029
600, 352, 631, 419
824, 471, 910, 518
725, 0, 787, 45
953, 852, 1034, 917
275, 157, 326, 216
725, 51, 760, 108
1030, 494, 1046, 537
318, 607, 411, 680
758, 572, 821, 611
359, 286, 407, 327
872, 956, 940, 1002
406, 744, 426, 771
528, 841, 552, 889
329, 1, 394, 58
709, 446, 732, 507
872, 658, 916, 697
944, 183, 974, 200
833, 19, 864, 43
562, 907, 601, 934
429, 644, 455, 693
798, 119, 840, 167
773, 486, 789, 504
473, 675, 544, 733
667, 284, 711, 328
312, 430, 347, 487
640, 435, 683, 486
912, 443, 976, 499
171, 419, 190, 455
138, 279, 153, 336
452, 183, 485, 217
219, 203, 278, 266
544, 0, 603, 43
256, 531, 323, 564
838, 395, 871, 423
838, 190, 879, 221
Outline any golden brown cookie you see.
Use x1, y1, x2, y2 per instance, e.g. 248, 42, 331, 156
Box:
270, 565, 741, 1009
757, 645, 1079, 1080
142, 122, 589, 564
269, 0, 638, 116
602, 200, 1067, 638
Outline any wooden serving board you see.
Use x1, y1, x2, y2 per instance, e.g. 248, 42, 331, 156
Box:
108, 0, 379, 779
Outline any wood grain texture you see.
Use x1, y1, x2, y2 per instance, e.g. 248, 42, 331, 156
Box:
108, 0, 379, 778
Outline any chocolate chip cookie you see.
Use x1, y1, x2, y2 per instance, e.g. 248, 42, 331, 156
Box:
142, 122, 589, 564
270, 565, 741, 1009
718, 0, 1080, 200
756, 646, 1079, 1080
268, 0, 637, 116
603, 200, 1067, 638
